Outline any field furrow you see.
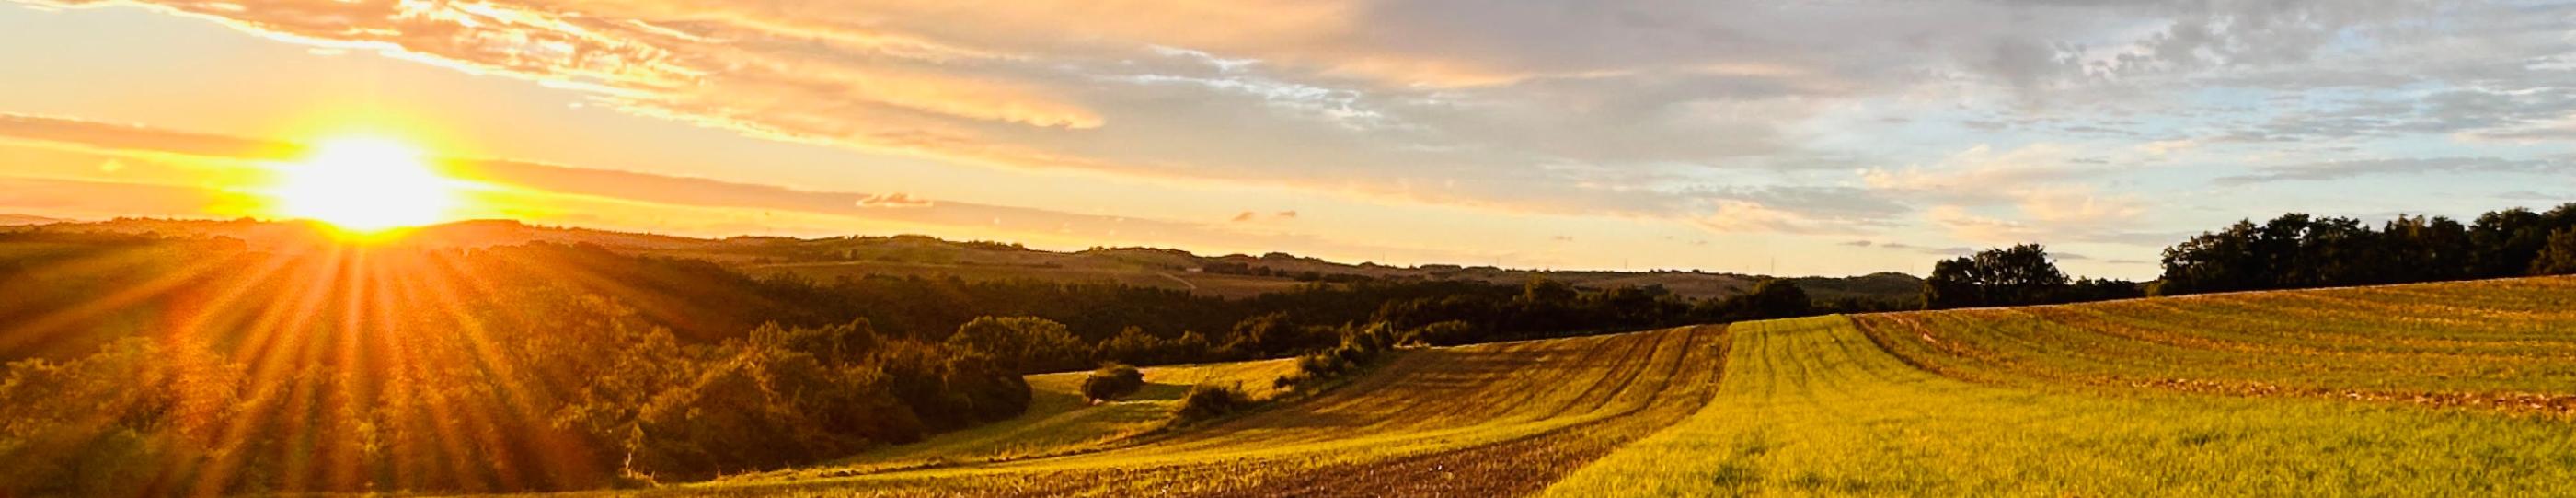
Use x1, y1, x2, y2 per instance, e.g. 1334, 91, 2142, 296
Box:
617, 325, 1726, 497
1542, 316, 2576, 497
1854, 276, 2576, 414
1196, 327, 1720, 497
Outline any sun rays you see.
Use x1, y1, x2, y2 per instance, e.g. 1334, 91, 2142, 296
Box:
0, 234, 690, 492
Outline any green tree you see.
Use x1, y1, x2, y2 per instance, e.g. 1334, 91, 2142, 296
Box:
1735, 278, 1812, 319
1169, 330, 1213, 361
2159, 220, 2263, 295
2533, 228, 2576, 276
2471, 208, 2552, 278
948, 316, 1090, 374
1225, 312, 1330, 358
1517, 277, 1578, 305
1096, 326, 1169, 365
1925, 244, 2070, 309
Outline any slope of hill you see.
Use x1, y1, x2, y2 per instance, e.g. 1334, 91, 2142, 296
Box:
1855, 276, 2576, 413
805, 358, 1304, 475
16, 217, 1923, 301
0, 214, 64, 226
591, 325, 1725, 497
589, 277, 2576, 496
1541, 316, 2576, 496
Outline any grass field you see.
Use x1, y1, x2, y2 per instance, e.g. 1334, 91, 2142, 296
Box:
573, 325, 1726, 497
754, 358, 1301, 477
498, 277, 2576, 496
1541, 316, 2576, 496
1854, 276, 2576, 413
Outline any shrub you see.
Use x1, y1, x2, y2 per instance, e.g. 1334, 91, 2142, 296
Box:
1173, 384, 1248, 423
1081, 364, 1146, 402
1411, 320, 1478, 346
1271, 373, 1306, 390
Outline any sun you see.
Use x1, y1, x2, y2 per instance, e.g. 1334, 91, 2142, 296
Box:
266, 136, 460, 233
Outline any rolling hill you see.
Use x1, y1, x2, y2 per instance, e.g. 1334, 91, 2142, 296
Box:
588, 325, 1725, 497
4, 216, 1922, 301
1542, 316, 2576, 496
18, 217, 2574, 495
1854, 275, 2576, 411
0, 214, 63, 226
567, 275, 2576, 496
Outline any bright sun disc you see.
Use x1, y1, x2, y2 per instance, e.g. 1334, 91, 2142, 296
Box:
268, 137, 458, 232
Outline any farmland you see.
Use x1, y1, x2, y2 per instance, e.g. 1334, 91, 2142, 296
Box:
1855, 276, 2576, 412
1542, 316, 2576, 496
580, 325, 1726, 497
571, 277, 2576, 496
765, 358, 1303, 477
19, 226, 2576, 496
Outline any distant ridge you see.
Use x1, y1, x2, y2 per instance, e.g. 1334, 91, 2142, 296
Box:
0, 214, 66, 226
16, 217, 1923, 301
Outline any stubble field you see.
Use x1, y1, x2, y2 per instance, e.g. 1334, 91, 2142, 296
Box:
527, 277, 2576, 496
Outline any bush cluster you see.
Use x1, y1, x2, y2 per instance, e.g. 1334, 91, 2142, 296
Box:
1080, 364, 1146, 403
1172, 384, 1249, 423
1274, 322, 1409, 390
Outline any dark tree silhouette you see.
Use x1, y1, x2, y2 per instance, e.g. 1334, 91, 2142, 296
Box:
1925, 244, 2072, 309
1080, 364, 1146, 402
2156, 203, 2576, 296
948, 316, 1092, 374
2536, 228, 2576, 276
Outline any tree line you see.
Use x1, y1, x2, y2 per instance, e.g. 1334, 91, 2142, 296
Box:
1920, 203, 2576, 310
2156, 204, 2576, 295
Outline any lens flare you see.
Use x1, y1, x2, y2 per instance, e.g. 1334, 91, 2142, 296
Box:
267, 137, 457, 232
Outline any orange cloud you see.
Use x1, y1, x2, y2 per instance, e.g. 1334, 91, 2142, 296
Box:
39, 0, 1100, 140
0, 113, 1484, 264
857, 193, 934, 208
1689, 200, 1851, 236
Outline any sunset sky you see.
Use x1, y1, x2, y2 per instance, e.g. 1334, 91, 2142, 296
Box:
2, 0, 2571, 279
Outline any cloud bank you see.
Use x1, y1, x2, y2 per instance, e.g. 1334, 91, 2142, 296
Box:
9, 0, 2574, 274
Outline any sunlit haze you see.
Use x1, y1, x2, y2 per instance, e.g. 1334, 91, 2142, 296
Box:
264, 136, 458, 232
1, 1, 2571, 276
7, 2, 2576, 497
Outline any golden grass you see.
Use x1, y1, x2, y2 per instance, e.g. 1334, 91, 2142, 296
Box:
500, 278, 2576, 496
1542, 316, 2576, 496
738, 358, 1299, 479
1856, 275, 2576, 413
571, 325, 1724, 497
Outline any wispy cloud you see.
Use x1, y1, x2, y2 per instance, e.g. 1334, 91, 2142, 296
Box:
8, 0, 2576, 278
857, 193, 935, 208
2214, 156, 2576, 186
0, 113, 1475, 261
18, 0, 2491, 230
